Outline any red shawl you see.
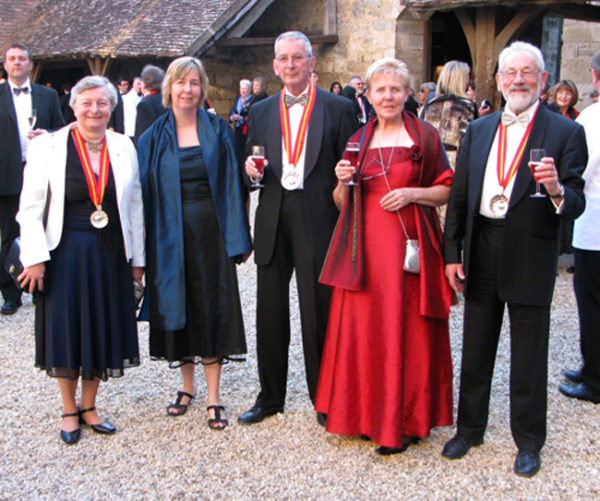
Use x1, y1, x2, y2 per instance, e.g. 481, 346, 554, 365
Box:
319, 111, 453, 319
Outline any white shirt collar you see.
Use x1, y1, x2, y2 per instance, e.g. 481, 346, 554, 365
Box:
8, 77, 31, 91
503, 99, 540, 124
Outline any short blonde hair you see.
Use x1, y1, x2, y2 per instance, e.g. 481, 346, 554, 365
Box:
162, 56, 209, 109
365, 58, 412, 91
436, 60, 470, 97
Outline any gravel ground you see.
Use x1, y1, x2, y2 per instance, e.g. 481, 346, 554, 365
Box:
1, 193, 599, 499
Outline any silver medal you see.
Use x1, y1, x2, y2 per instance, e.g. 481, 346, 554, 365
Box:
90, 208, 109, 229
281, 165, 301, 190
489, 194, 509, 217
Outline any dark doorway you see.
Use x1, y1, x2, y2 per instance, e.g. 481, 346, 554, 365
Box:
429, 11, 472, 82
38, 64, 88, 92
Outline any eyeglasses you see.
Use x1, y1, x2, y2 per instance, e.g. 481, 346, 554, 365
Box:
275, 54, 309, 64
500, 69, 539, 82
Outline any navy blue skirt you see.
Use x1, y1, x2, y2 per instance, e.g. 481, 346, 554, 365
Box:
35, 212, 140, 380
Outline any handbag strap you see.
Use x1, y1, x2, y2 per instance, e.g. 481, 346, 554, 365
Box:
376, 144, 410, 240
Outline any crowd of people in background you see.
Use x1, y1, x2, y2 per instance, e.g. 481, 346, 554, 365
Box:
2, 29, 600, 483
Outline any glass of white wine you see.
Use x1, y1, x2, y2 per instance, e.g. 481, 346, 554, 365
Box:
28, 108, 37, 131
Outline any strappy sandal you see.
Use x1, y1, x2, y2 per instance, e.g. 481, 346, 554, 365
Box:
207, 405, 228, 430
167, 391, 196, 416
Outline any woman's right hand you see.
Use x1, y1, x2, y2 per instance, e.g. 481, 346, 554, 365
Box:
335, 159, 356, 184
17, 262, 45, 294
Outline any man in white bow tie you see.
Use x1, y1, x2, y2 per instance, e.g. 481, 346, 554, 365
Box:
442, 41, 587, 477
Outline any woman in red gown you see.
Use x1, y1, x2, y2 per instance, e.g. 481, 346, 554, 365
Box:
316, 58, 454, 455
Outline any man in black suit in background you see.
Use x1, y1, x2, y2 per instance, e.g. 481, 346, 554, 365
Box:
239, 31, 356, 425
349, 75, 372, 124
0, 43, 64, 315
134, 65, 167, 143
442, 41, 586, 477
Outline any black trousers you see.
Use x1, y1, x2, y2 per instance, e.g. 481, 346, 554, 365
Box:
573, 248, 600, 392
255, 190, 331, 409
457, 217, 550, 452
0, 195, 22, 303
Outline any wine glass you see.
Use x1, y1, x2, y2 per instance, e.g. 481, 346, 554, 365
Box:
28, 108, 37, 130
345, 141, 360, 186
529, 148, 546, 198
250, 145, 266, 188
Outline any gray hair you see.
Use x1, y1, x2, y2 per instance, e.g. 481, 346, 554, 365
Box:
498, 41, 545, 74
70, 76, 118, 111
365, 57, 412, 91
591, 50, 600, 74
240, 79, 252, 89
141, 64, 165, 92
274, 31, 313, 57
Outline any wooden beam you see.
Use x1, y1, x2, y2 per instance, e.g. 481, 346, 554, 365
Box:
455, 8, 476, 64
472, 7, 499, 109
218, 34, 338, 47
30, 62, 42, 83
86, 56, 111, 76
494, 6, 545, 54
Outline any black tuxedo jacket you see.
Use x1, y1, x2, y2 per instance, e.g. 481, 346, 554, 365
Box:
444, 104, 586, 306
246, 88, 357, 266
134, 93, 167, 143
0, 82, 64, 196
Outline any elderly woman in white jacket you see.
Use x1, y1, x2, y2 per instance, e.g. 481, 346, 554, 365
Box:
17, 76, 144, 445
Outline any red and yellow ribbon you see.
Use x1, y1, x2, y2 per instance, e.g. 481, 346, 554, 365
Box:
279, 82, 316, 166
496, 108, 538, 190
72, 128, 110, 208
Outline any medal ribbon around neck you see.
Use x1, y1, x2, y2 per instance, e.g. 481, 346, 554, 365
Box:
279, 82, 316, 167
496, 107, 538, 191
72, 128, 110, 209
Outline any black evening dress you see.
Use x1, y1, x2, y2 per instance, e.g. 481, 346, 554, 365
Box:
149, 146, 246, 364
35, 135, 140, 380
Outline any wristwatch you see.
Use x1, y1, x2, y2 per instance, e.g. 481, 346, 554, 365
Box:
550, 183, 565, 199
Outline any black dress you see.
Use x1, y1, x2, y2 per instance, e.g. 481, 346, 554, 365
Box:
35, 135, 140, 380
149, 146, 246, 363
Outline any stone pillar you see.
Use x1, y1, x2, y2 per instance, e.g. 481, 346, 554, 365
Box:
541, 16, 563, 87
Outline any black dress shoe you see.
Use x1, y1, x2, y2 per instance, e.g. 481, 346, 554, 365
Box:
79, 406, 116, 434
563, 368, 584, 384
441, 434, 483, 459
1, 300, 21, 315
375, 436, 420, 455
60, 411, 80, 445
60, 428, 81, 445
514, 450, 541, 477
237, 405, 283, 424
316, 412, 327, 427
559, 382, 600, 404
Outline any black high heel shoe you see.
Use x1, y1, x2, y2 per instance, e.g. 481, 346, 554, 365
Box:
60, 411, 81, 445
375, 436, 421, 455
79, 407, 116, 434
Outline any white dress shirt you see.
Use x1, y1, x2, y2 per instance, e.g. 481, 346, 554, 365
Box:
280, 85, 310, 190
122, 89, 141, 137
479, 101, 553, 218
8, 78, 33, 161
574, 102, 600, 250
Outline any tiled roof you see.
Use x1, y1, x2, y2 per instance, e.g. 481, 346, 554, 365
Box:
1, 0, 239, 59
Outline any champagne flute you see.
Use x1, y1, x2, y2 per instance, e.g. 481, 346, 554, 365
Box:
250, 145, 266, 188
345, 141, 360, 186
28, 108, 37, 130
529, 148, 546, 198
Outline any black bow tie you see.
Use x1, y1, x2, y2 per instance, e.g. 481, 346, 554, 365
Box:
13, 87, 29, 96
284, 94, 308, 108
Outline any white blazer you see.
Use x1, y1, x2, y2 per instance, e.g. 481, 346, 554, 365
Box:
17, 124, 145, 268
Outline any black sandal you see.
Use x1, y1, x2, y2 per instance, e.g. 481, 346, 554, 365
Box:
79, 406, 116, 434
167, 391, 195, 416
60, 411, 81, 445
207, 405, 228, 430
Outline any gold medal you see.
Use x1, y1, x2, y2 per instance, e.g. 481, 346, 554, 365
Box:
489, 194, 509, 217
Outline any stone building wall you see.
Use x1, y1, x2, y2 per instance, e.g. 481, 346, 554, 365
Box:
561, 19, 600, 112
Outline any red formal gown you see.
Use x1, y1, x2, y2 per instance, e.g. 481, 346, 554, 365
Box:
315, 147, 453, 449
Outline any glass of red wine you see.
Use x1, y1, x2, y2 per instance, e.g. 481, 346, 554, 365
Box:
345, 141, 360, 186
251, 145, 266, 188
529, 148, 546, 198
